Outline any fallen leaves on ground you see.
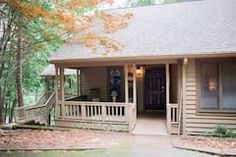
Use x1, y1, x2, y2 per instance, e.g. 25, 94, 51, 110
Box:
0, 129, 128, 150
180, 136, 236, 149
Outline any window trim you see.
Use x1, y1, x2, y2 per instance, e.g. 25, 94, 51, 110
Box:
196, 59, 236, 113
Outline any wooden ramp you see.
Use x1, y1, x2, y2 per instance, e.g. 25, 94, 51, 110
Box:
14, 92, 55, 125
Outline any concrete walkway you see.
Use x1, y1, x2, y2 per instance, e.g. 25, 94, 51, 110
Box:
132, 112, 168, 136
0, 135, 215, 157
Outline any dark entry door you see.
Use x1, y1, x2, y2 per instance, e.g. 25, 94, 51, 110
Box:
145, 67, 166, 110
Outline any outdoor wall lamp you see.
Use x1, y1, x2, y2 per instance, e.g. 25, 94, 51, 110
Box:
136, 65, 141, 75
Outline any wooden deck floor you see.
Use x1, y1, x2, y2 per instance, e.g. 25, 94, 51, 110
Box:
132, 111, 168, 136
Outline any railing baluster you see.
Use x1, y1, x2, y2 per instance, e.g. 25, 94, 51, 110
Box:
69, 105, 72, 116
75, 105, 77, 117
70, 105, 72, 116
79, 105, 81, 117
94, 106, 97, 119
107, 106, 110, 117
81, 104, 86, 120
72, 105, 75, 116
102, 104, 106, 122
176, 108, 179, 123
86, 106, 89, 117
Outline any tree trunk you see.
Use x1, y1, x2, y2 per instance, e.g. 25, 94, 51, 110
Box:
10, 99, 16, 123
0, 94, 3, 124
16, 17, 24, 107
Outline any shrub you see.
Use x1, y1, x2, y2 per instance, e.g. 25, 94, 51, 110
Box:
212, 125, 236, 138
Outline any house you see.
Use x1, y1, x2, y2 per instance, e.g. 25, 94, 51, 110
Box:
40, 64, 78, 96
13, 65, 77, 125
47, 0, 236, 135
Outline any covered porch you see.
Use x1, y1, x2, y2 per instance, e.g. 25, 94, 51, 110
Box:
54, 64, 137, 132
53, 59, 183, 134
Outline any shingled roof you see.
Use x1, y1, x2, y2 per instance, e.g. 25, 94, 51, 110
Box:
49, 0, 236, 63
40, 64, 77, 76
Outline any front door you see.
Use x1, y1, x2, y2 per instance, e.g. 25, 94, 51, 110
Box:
145, 66, 166, 110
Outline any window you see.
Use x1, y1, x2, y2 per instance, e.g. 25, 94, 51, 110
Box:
199, 61, 236, 111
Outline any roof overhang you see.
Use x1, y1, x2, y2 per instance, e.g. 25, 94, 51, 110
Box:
49, 51, 236, 67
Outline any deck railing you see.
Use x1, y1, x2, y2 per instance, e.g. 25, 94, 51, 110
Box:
56, 101, 136, 131
167, 103, 179, 134
14, 92, 55, 124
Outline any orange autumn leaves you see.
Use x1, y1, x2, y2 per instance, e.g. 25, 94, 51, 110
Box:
101, 12, 133, 34
78, 12, 133, 53
5, 0, 133, 53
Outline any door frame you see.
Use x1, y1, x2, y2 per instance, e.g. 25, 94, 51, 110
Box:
144, 65, 166, 111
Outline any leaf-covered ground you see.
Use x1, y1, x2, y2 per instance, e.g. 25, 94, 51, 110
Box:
177, 136, 236, 149
0, 129, 128, 150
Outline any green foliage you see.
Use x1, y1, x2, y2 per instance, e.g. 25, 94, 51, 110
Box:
0, 2, 66, 121
64, 75, 78, 97
128, 0, 198, 7
212, 125, 236, 138
22, 44, 60, 106
136, 0, 155, 6
163, 0, 196, 4
129, 0, 155, 7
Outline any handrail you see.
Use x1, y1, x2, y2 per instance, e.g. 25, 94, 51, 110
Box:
35, 92, 52, 106
45, 92, 55, 107
25, 104, 46, 110
62, 100, 132, 107
14, 92, 55, 124
16, 92, 55, 111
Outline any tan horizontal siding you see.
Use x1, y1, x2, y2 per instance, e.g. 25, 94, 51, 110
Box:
186, 118, 236, 124
81, 67, 107, 101
184, 59, 236, 135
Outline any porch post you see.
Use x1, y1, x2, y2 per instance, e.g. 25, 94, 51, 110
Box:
55, 65, 58, 103
132, 64, 137, 104
165, 63, 170, 105
165, 63, 170, 133
124, 64, 129, 124
182, 58, 187, 136
76, 69, 80, 96
124, 64, 129, 103
44, 77, 48, 95
132, 64, 137, 125
60, 67, 65, 119
54, 65, 59, 118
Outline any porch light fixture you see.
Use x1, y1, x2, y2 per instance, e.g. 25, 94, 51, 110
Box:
183, 57, 188, 65
136, 65, 141, 75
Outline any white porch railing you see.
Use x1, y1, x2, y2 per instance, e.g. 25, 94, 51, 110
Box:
167, 103, 179, 134
56, 101, 136, 131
